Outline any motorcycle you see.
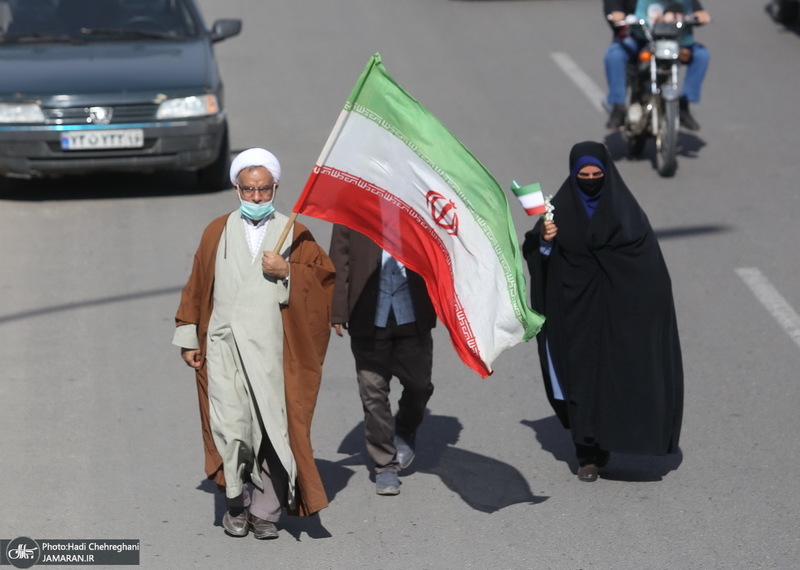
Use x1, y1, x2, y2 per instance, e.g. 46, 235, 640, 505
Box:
613, 14, 700, 177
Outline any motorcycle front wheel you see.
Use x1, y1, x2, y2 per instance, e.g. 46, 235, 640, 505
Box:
655, 98, 679, 177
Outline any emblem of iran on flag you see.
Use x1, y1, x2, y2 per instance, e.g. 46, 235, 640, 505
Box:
294, 53, 544, 378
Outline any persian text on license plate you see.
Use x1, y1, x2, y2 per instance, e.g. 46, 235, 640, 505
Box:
60, 129, 145, 151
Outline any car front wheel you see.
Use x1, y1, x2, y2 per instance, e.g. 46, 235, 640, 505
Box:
197, 130, 230, 191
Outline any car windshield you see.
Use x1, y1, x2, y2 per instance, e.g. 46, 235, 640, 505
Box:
0, 0, 201, 44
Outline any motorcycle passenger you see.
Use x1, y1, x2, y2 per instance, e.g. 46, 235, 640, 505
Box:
603, 0, 712, 131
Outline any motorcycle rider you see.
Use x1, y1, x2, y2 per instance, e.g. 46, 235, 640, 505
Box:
603, 0, 712, 131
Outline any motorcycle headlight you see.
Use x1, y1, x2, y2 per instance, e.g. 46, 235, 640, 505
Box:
654, 40, 680, 60
0, 103, 46, 124
156, 95, 220, 119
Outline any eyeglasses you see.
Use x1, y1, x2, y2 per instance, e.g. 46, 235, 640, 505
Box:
237, 183, 276, 196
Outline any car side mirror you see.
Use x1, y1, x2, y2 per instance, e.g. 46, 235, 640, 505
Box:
210, 19, 242, 43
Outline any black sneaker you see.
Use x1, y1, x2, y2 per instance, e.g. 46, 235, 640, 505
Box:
605, 104, 626, 130
679, 98, 700, 131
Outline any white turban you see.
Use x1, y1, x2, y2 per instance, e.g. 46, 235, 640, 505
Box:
229, 147, 281, 185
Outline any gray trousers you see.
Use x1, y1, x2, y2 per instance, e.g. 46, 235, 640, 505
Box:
351, 318, 434, 473
226, 457, 282, 522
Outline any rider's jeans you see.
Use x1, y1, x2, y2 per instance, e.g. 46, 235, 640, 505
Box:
681, 43, 710, 103
604, 37, 710, 106
604, 36, 640, 106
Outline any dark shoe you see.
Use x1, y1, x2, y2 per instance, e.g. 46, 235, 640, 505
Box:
577, 464, 599, 482
250, 515, 279, 540
375, 471, 400, 496
222, 508, 249, 537
605, 104, 626, 130
679, 98, 700, 131
394, 433, 416, 470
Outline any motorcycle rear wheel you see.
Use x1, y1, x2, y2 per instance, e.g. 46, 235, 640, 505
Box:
655, 99, 679, 177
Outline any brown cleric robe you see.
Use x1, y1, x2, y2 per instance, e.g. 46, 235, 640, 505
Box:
175, 213, 335, 516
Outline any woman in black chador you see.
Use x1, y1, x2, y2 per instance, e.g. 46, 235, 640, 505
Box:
522, 141, 683, 482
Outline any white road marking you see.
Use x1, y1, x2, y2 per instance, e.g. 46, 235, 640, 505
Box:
736, 267, 800, 350
551, 52, 606, 113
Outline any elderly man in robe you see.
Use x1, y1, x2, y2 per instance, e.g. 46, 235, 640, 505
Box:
173, 148, 335, 539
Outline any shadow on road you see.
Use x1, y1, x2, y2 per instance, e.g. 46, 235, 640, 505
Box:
522, 415, 683, 482
0, 171, 225, 201
604, 129, 707, 168
191, 412, 550, 542
0, 286, 184, 325
196, 479, 226, 529
195, 478, 334, 541
654, 224, 732, 240
332, 413, 547, 513
764, 2, 800, 37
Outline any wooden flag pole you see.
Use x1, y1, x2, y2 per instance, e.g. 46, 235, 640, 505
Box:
272, 211, 298, 254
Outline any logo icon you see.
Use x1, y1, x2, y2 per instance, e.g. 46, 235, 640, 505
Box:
425, 190, 459, 236
87, 106, 113, 124
5, 537, 40, 568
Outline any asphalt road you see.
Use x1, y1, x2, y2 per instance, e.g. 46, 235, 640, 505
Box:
2, 0, 799, 568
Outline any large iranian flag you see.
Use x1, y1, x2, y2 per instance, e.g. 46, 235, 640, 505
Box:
295, 54, 543, 378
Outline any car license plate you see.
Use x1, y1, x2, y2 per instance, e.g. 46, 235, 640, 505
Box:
60, 129, 145, 151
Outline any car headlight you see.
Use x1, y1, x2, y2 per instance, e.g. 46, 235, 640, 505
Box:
0, 103, 46, 124
156, 95, 220, 119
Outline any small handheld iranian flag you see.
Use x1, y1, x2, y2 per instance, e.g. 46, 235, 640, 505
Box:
294, 53, 544, 378
510, 181, 547, 217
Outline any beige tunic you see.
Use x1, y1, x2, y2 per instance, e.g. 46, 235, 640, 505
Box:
205, 212, 294, 501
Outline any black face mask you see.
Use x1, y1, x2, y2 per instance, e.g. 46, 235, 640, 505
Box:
576, 176, 605, 196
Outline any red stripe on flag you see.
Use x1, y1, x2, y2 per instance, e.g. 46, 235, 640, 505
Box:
524, 204, 547, 217
295, 166, 491, 377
